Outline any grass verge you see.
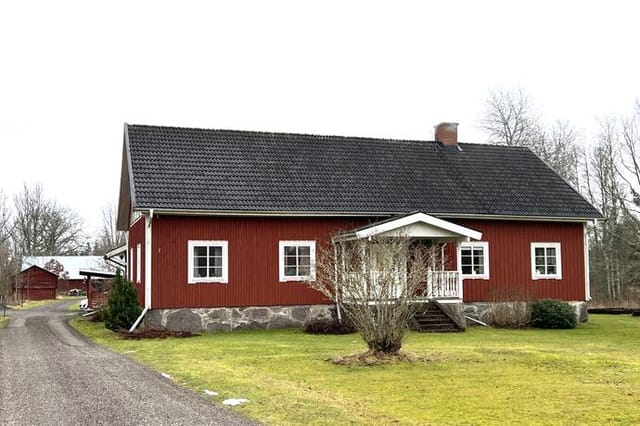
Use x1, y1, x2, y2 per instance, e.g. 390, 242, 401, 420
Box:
71, 315, 640, 425
8, 299, 57, 310
0, 316, 9, 328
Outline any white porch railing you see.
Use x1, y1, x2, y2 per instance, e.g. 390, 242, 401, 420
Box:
426, 270, 461, 299
341, 270, 462, 300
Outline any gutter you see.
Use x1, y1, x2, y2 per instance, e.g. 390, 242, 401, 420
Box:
104, 257, 126, 269
132, 207, 602, 223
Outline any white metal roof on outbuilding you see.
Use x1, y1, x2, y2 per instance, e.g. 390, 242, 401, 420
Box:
21, 256, 114, 280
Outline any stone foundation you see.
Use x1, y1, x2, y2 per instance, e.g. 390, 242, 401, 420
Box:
464, 301, 589, 325
142, 304, 335, 333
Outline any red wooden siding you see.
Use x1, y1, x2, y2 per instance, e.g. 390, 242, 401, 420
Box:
128, 217, 146, 306
140, 215, 587, 309
151, 216, 367, 309
448, 220, 586, 302
13, 266, 57, 300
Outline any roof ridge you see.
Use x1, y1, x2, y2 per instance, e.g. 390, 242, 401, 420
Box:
127, 123, 439, 145
127, 123, 530, 150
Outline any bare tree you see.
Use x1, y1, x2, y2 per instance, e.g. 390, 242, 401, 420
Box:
43, 258, 65, 276
480, 87, 580, 187
480, 87, 539, 147
12, 183, 85, 256
0, 191, 11, 246
583, 118, 633, 302
619, 100, 640, 214
0, 192, 17, 298
531, 121, 580, 187
93, 202, 126, 255
309, 236, 433, 357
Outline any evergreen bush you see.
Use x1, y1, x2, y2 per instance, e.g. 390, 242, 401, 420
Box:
531, 299, 577, 329
104, 271, 142, 331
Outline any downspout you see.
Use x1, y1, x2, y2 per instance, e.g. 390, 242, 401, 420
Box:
129, 306, 149, 332
144, 208, 154, 309
130, 209, 154, 332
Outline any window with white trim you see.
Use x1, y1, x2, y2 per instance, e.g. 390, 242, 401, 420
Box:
187, 240, 229, 284
531, 242, 562, 279
129, 247, 134, 281
136, 243, 142, 284
279, 241, 316, 282
460, 241, 489, 279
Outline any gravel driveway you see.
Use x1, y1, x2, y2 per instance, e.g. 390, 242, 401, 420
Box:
0, 300, 256, 425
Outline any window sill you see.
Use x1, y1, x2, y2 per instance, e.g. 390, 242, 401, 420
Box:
188, 280, 228, 285
532, 276, 562, 280
279, 277, 312, 283
461, 275, 489, 280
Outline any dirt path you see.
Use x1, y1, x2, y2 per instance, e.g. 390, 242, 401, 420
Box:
0, 300, 256, 425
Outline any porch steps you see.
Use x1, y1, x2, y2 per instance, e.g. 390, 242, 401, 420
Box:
412, 303, 462, 333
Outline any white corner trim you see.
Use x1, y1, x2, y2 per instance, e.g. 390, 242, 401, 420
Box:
583, 223, 591, 301
531, 242, 562, 280
355, 212, 482, 241
279, 240, 316, 282
187, 240, 229, 284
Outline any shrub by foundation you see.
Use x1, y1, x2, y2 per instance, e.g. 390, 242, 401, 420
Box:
103, 271, 142, 331
531, 299, 577, 329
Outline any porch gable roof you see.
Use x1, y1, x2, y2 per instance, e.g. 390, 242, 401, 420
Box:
334, 212, 482, 242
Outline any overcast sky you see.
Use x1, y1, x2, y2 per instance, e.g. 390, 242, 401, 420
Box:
1, 0, 639, 236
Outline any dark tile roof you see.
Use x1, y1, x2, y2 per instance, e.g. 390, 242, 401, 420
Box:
124, 124, 602, 219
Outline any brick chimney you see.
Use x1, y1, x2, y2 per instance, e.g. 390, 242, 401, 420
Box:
434, 122, 459, 146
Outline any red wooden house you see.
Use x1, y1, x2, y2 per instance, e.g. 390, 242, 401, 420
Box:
13, 265, 58, 301
116, 122, 602, 332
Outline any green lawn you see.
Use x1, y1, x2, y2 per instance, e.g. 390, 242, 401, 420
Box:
0, 316, 9, 328
71, 316, 640, 425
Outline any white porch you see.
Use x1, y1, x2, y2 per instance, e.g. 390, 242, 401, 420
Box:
333, 212, 482, 302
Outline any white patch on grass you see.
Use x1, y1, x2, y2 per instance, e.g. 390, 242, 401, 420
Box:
124, 350, 137, 354
161, 372, 171, 379
204, 389, 219, 396
223, 398, 249, 406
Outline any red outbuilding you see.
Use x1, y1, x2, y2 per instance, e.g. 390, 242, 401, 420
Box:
13, 265, 58, 301
116, 122, 603, 332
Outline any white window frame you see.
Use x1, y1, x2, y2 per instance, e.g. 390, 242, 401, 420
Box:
187, 240, 229, 284
279, 240, 316, 282
136, 243, 142, 284
459, 241, 489, 279
531, 242, 562, 280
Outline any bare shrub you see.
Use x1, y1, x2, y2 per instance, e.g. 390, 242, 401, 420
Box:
485, 287, 533, 329
486, 302, 531, 329
309, 236, 437, 357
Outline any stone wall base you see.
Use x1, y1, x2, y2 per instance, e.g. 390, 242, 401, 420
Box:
464, 301, 589, 325
143, 304, 335, 333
